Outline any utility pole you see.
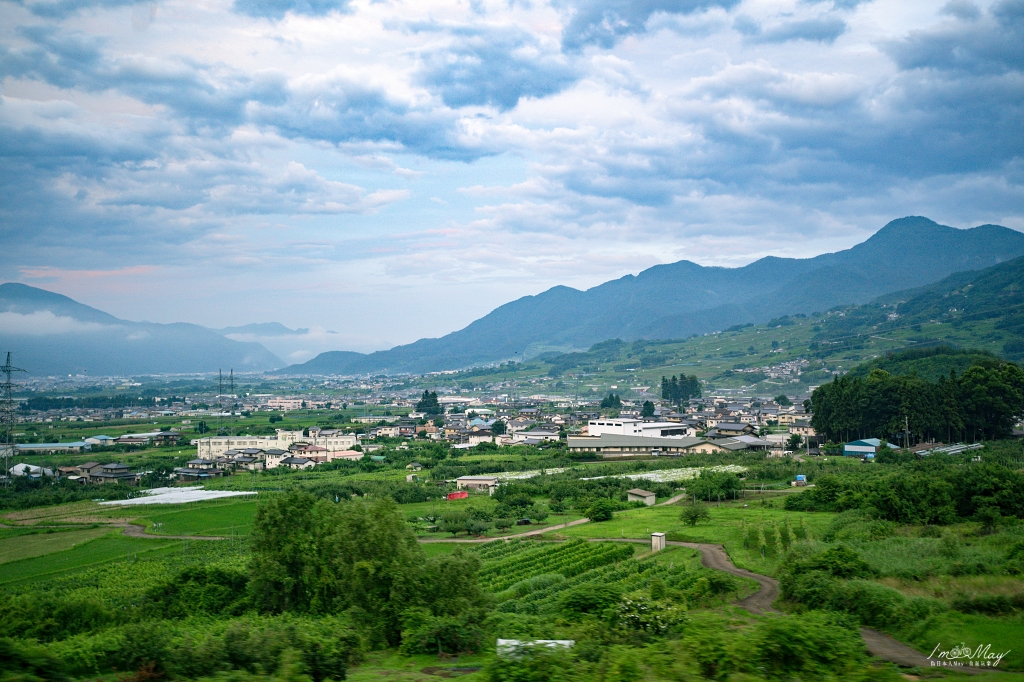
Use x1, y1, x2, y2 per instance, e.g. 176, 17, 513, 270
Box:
1, 353, 27, 486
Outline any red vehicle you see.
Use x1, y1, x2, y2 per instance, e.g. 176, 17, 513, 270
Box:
447, 491, 468, 501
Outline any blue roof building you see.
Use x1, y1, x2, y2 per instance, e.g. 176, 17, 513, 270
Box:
844, 438, 882, 458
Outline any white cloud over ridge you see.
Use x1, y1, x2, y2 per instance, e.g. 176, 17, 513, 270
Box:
0, 0, 1022, 348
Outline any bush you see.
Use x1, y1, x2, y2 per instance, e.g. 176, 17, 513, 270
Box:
558, 583, 621, 619
0, 637, 67, 682
739, 611, 866, 679
586, 499, 614, 522
400, 609, 486, 655
680, 505, 711, 527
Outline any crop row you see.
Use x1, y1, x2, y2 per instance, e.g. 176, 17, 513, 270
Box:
496, 559, 660, 615
485, 543, 634, 592
473, 538, 539, 562
478, 540, 600, 582
479, 541, 629, 590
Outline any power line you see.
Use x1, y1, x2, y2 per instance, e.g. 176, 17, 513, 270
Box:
1, 352, 27, 487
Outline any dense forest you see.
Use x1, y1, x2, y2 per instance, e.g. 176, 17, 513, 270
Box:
809, 347, 1024, 443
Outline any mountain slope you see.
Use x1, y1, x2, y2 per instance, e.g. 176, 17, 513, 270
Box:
278, 217, 1024, 375
0, 284, 283, 375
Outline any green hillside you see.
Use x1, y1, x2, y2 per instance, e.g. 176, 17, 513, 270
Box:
400, 254, 1024, 398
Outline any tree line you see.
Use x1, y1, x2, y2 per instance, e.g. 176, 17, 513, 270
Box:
809, 363, 1024, 444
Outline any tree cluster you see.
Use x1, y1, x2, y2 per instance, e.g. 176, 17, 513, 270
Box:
809, 364, 1024, 444
784, 461, 1024, 525
599, 393, 622, 409
415, 390, 442, 415
660, 375, 701, 407
249, 492, 486, 647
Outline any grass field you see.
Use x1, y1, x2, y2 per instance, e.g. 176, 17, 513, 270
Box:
0, 526, 112, 564
548, 497, 835, 574
126, 497, 261, 537
0, 533, 181, 585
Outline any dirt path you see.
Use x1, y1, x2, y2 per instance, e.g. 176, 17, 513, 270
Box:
657, 493, 688, 506
116, 523, 227, 541
669, 541, 779, 614
664, 540, 984, 672
419, 518, 590, 544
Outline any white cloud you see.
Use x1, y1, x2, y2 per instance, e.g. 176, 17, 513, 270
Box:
0, 311, 111, 335
0, 0, 1020, 350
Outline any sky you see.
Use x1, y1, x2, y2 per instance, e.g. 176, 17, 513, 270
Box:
1, 0, 1022, 363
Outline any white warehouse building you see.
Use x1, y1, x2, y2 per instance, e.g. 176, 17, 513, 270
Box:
588, 419, 695, 439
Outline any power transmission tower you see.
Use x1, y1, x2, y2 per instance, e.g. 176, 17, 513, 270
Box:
2, 353, 27, 486
229, 369, 234, 395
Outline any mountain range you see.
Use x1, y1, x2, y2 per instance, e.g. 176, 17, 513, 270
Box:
277, 217, 1024, 375
0, 284, 282, 376
3, 216, 1023, 377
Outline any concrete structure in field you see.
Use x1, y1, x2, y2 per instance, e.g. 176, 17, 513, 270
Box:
193, 428, 357, 459
627, 488, 657, 506
567, 434, 724, 457
651, 532, 666, 553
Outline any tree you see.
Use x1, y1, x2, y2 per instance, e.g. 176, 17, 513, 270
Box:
587, 498, 615, 522
491, 420, 507, 435
775, 395, 792, 406
661, 374, 702, 407
787, 434, 802, 450
416, 390, 442, 415
641, 401, 655, 418
249, 492, 429, 646
680, 504, 711, 526
600, 393, 622, 410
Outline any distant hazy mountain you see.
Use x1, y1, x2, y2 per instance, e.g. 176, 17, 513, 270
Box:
278, 217, 1024, 376
214, 323, 309, 336
0, 284, 283, 376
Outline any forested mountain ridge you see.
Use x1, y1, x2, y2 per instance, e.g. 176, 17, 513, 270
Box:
280, 217, 1024, 375
812, 254, 1024, 363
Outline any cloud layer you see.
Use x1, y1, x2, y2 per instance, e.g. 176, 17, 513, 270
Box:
0, 0, 1021, 349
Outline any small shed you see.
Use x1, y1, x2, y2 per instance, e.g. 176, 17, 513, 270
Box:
627, 488, 656, 506
651, 532, 666, 553
792, 474, 807, 487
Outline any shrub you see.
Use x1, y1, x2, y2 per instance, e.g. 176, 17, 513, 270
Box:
586, 499, 614, 522
739, 611, 866, 679
558, 584, 621, 619
680, 505, 711, 527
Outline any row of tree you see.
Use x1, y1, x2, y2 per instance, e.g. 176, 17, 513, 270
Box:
660, 375, 702, 408
809, 364, 1024, 444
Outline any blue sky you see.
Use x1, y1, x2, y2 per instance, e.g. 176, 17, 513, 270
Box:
1, 0, 1022, 362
